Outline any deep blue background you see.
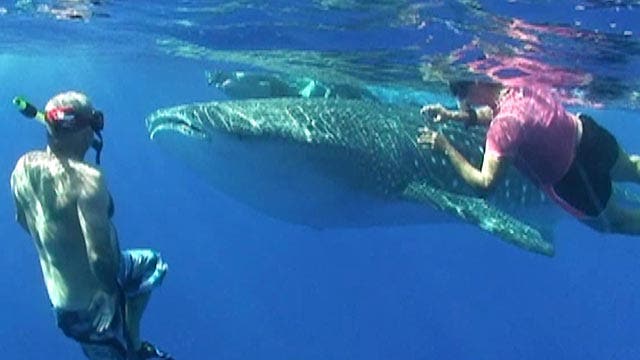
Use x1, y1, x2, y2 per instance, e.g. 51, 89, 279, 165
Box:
1, 1, 640, 359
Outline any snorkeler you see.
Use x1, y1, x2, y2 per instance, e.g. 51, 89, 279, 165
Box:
206, 70, 300, 99
418, 80, 640, 234
10, 91, 173, 360
206, 69, 376, 100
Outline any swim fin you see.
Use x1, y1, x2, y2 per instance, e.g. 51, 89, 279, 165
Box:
136, 341, 174, 360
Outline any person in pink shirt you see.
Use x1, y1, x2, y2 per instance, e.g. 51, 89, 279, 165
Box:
418, 80, 640, 234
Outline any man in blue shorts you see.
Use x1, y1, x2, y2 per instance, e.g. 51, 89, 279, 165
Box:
10, 91, 172, 359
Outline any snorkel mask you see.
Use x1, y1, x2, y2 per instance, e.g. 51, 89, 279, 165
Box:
13, 96, 105, 164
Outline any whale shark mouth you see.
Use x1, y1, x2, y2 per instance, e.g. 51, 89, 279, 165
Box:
146, 107, 208, 141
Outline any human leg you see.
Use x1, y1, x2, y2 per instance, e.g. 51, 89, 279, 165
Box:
118, 250, 169, 357
610, 147, 640, 183
55, 307, 129, 359
125, 292, 151, 351
581, 198, 640, 235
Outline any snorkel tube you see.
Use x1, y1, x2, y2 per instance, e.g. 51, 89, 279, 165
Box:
12, 96, 103, 164
13, 96, 47, 125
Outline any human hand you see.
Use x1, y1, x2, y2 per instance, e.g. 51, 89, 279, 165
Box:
417, 127, 448, 151
89, 290, 116, 333
420, 104, 451, 122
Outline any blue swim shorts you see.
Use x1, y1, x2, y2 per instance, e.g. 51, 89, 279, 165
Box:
118, 249, 168, 297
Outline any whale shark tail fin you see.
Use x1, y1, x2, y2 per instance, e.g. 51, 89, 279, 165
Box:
402, 182, 555, 256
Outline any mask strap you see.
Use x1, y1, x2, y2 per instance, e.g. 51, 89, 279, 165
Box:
92, 131, 103, 165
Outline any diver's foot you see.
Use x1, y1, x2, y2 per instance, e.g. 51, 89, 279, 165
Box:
136, 341, 174, 359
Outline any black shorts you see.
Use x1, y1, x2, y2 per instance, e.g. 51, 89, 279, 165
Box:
552, 114, 619, 217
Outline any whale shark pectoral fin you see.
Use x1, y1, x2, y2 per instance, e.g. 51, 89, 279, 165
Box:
402, 182, 555, 257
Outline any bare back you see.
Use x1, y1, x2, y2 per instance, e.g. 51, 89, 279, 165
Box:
11, 150, 118, 310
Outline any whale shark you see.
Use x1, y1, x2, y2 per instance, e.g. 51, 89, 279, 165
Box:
146, 98, 557, 256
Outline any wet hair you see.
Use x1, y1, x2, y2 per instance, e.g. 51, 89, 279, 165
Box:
449, 79, 502, 99
449, 80, 476, 99
45, 91, 94, 121
44, 91, 95, 155
44, 91, 96, 137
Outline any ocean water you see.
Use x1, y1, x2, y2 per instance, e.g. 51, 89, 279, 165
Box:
1, 1, 640, 359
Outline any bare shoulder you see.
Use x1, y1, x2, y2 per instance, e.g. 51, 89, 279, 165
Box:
11, 151, 105, 196
13, 150, 46, 170
10, 151, 48, 190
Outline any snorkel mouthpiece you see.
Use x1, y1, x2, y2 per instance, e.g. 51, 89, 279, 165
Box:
13, 96, 104, 165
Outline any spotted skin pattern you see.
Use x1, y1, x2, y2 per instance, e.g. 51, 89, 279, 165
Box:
147, 98, 554, 255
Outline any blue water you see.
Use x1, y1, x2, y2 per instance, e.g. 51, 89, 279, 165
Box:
1, 1, 640, 359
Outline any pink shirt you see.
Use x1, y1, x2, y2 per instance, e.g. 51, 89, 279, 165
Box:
485, 86, 579, 186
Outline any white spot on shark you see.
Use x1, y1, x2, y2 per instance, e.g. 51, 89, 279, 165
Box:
235, 109, 260, 128
303, 128, 312, 142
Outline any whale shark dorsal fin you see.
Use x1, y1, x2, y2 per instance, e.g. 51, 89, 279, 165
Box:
402, 182, 555, 257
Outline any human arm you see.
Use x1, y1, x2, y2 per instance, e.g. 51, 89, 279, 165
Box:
13, 194, 29, 232
417, 128, 508, 192
77, 173, 120, 332
77, 173, 120, 294
10, 157, 30, 233
420, 103, 493, 126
